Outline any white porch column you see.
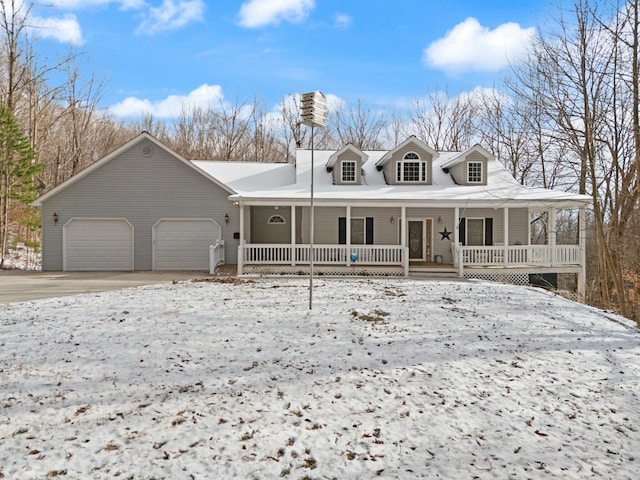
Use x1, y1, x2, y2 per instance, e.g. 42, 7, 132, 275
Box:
291, 205, 296, 266
549, 207, 557, 266
400, 206, 406, 246
401, 206, 407, 275
578, 206, 586, 300
238, 203, 245, 275
503, 207, 509, 267
454, 207, 462, 277
346, 205, 352, 266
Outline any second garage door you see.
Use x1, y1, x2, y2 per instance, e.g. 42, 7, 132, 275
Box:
153, 219, 220, 271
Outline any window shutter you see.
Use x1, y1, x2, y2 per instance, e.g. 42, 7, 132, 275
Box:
366, 217, 374, 244
485, 218, 493, 246
338, 217, 346, 244
459, 218, 466, 246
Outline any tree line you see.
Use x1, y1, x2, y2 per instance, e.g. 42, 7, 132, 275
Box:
1, 0, 638, 322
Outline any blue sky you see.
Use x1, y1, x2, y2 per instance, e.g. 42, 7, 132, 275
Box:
26, 0, 552, 119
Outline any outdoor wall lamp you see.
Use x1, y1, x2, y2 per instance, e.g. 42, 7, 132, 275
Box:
224, 213, 229, 224
390, 216, 395, 224
53, 212, 59, 224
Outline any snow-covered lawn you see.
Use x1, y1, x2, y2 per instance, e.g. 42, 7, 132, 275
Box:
1, 277, 639, 479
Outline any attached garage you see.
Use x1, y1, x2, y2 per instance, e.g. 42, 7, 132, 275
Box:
153, 219, 220, 271
63, 218, 134, 271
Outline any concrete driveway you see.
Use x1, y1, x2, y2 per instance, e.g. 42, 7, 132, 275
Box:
0, 271, 211, 304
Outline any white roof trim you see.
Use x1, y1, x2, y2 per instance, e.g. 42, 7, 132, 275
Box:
32, 132, 235, 206
440, 144, 494, 170
375, 136, 439, 167
326, 144, 369, 168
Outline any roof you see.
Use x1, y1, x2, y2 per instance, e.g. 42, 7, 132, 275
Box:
229, 149, 591, 209
33, 133, 591, 210
191, 160, 295, 192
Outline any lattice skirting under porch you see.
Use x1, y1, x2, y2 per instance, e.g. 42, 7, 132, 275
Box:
464, 269, 581, 302
242, 264, 404, 276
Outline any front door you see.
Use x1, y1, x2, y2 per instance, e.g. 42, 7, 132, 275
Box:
408, 220, 424, 261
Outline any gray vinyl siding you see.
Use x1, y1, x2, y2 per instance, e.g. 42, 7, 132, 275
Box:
459, 208, 528, 245
449, 152, 488, 186
332, 151, 362, 185
41, 138, 238, 271
250, 206, 292, 243
382, 144, 433, 185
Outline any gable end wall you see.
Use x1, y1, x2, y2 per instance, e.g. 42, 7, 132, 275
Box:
383, 144, 433, 185
450, 152, 488, 186
332, 150, 362, 185
40, 139, 237, 270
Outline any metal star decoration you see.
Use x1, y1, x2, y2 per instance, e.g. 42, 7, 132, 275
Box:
439, 227, 452, 240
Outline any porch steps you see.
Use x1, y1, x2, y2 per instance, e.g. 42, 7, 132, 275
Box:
408, 267, 459, 279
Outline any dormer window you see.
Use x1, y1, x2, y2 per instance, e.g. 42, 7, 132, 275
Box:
396, 152, 426, 183
341, 160, 356, 183
467, 161, 483, 183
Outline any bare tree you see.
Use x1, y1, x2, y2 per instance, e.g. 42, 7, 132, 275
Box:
326, 98, 387, 150
407, 87, 479, 151
508, 0, 639, 320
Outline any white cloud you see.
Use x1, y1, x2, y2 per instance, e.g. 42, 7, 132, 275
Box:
238, 0, 314, 28
48, 0, 145, 9
108, 84, 224, 118
424, 17, 535, 73
30, 14, 84, 46
135, 0, 205, 35
334, 13, 351, 29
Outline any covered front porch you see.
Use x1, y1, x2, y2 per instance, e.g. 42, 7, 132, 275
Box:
233, 201, 586, 297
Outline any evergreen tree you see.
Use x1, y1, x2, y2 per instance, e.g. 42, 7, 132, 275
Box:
0, 103, 41, 267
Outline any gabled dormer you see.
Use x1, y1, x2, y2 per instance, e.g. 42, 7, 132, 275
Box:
326, 144, 369, 185
375, 136, 438, 185
440, 144, 492, 186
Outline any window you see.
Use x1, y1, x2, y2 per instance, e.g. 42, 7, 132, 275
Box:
467, 161, 483, 183
341, 161, 356, 183
459, 217, 493, 246
350, 218, 365, 244
396, 152, 426, 182
466, 218, 485, 246
338, 217, 374, 244
268, 215, 286, 224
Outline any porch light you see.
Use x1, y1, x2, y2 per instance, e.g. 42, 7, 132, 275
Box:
390, 216, 395, 224
53, 212, 59, 224
224, 213, 229, 224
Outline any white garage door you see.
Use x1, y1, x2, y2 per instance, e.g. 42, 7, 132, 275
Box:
153, 219, 220, 271
63, 218, 134, 271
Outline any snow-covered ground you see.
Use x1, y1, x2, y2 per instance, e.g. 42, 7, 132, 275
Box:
1, 277, 639, 479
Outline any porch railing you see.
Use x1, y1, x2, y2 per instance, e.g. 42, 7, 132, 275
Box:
242, 244, 404, 265
209, 240, 225, 274
452, 244, 581, 268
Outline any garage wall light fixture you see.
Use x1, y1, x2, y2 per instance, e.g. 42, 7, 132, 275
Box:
224, 213, 229, 224
53, 212, 59, 224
